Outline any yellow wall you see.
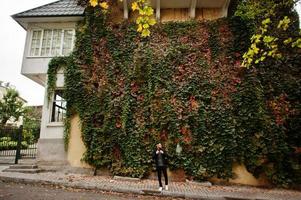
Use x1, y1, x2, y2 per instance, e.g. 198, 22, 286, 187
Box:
67, 115, 91, 168
210, 163, 270, 186
229, 163, 269, 186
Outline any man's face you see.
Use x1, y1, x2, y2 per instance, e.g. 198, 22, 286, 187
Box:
157, 143, 162, 149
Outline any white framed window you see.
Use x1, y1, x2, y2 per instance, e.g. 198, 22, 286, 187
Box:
41, 29, 52, 56
62, 30, 74, 56
50, 90, 66, 123
30, 30, 42, 56
29, 29, 75, 57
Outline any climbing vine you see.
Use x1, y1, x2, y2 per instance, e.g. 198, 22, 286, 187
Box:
47, 6, 301, 186
242, 15, 301, 67
47, 57, 68, 102
233, 0, 301, 67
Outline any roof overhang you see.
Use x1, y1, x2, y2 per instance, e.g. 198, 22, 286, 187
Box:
12, 15, 84, 30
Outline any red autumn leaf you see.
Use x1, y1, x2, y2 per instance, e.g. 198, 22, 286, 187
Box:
180, 126, 192, 144
189, 96, 199, 111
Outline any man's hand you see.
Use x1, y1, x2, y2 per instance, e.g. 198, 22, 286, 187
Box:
156, 150, 164, 154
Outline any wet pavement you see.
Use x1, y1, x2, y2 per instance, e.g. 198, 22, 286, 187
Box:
0, 170, 300, 200
0, 181, 182, 200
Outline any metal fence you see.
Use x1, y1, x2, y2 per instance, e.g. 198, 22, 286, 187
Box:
0, 126, 40, 164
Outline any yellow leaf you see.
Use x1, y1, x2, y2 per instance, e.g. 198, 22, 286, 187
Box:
262, 18, 271, 25
139, 9, 145, 15
131, 2, 139, 11
242, 53, 248, 59
99, 2, 109, 9
263, 36, 275, 43
283, 38, 292, 45
268, 50, 274, 56
251, 34, 261, 43
143, 24, 149, 29
277, 16, 291, 31
144, 6, 154, 16
292, 38, 301, 48
136, 17, 143, 24
251, 44, 259, 54
148, 18, 156, 26
137, 24, 143, 32
141, 29, 150, 37
89, 0, 98, 7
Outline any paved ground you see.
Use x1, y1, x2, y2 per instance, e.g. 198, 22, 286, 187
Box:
0, 181, 181, 200
0, 167, 300, 200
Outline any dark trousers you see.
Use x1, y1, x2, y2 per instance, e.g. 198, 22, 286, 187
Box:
157, 166, 168, 187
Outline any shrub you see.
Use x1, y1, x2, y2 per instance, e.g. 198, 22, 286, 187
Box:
0, 140, 28, 150
0, 137, 11, 142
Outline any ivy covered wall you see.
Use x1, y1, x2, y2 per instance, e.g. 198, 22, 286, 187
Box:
48, 7, 301, 187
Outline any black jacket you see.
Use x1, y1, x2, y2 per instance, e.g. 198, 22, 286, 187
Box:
152, 149, 168, 168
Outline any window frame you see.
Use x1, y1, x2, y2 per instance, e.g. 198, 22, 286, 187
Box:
27, 28, 75, 58
28, 29, 43, 57
40, 29, 53, 56
49, 89, 66, 124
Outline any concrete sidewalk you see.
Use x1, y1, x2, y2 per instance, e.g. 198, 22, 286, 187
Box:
0, 169, 300, 200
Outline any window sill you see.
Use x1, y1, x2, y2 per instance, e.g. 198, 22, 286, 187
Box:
26, 56, 67, 59
46, 122, 64, 127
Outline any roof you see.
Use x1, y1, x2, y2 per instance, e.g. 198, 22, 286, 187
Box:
12, 0, 84, 18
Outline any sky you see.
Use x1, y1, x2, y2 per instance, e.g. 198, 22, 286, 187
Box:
0, 0, 300, 106
0, 0, 54, 105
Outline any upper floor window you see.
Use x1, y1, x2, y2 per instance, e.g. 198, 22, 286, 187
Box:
29, 29, 75, 57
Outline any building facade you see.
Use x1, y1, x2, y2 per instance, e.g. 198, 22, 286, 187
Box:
12, 0, 268, 186
13, 0, 231, 168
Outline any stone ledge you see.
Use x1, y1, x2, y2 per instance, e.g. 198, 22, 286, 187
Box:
186, 179, 213, 186
3, 168, 41, 174
113, 176, 141, 182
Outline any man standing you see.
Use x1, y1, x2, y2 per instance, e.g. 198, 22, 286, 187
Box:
153, 143, 169, 191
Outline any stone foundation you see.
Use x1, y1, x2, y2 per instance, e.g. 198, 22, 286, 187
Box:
37, 138, 67, 167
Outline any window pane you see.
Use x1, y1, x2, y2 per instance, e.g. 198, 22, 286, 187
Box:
30, 29, 74, 57
41, 29, 52, 56
51, 90, 66, 122
30, 30, 42, 56
51, 29, 62, 56
54, 90, 64, 101
62, 30, 73, 56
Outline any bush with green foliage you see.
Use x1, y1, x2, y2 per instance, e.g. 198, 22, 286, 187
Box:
0, 88, 25, 126
0, 137, 28, 150
0, 137, 11, 142
23, 107, 41, 144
